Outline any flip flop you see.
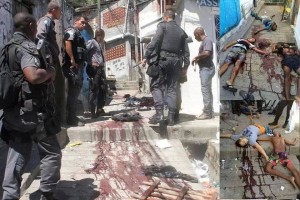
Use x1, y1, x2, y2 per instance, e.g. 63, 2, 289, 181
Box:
222, 83, 237, 95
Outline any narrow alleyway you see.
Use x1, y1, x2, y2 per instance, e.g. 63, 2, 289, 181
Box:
220, 5, 297, 100
219, 101, 300, 199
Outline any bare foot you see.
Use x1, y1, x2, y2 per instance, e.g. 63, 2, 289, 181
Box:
289, 176, 297, 189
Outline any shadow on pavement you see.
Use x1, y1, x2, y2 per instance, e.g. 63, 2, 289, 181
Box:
26, 178, 100, 200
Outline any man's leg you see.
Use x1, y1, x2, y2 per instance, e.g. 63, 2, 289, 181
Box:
199, 67, 215, 119
283, 65, 292, 99
2, 139, 32, 200
37, 134, 62, 198
54, 62, 65, 123
269, 100, 288, 125
286, 161, 300, 189
149, 75, 164, 124
227, 60, 243, 86
283, 100, 293, 128
66, 69, 84, 126
219, 62, 231, 77
175, 83, 181, 123
265, 162, 297, 188
165, 58, 181, 126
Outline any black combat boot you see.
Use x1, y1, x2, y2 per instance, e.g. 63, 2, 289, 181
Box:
167, 111, 175, 126
148, 110, 164, 124
40, 192, 56, 200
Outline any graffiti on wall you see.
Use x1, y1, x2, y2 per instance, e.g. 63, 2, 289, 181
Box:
0, 1, 12, 46
112, 59, 126, 72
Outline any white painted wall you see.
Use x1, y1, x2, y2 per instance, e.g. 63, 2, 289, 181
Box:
180, 0, 220, 115
295, 5, 300, 48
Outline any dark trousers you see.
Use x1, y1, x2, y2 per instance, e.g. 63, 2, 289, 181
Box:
66, 68, 83, 122
2, 129, 61, 199
88, 67, 106, 115
273, 100, 293, 123
54, 61, 65, 123
150, 56, 180, 111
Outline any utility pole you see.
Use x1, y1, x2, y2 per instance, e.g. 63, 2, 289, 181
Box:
133, 0, 139, 63
98, 0, 101, 28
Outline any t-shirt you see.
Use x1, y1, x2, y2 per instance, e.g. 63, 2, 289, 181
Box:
231, 125, 260, 146
197, 36, 214, 68
233, 39, 255, 51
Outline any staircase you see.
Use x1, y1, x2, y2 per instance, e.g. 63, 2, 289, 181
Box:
115, 80, 139, 90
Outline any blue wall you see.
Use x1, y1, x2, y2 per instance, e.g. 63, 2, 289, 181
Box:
220, 0, 241, 37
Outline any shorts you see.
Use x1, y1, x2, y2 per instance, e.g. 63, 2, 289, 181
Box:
282, 55, 300, 72
224, 47, 246, 63
269, 151, 290, 167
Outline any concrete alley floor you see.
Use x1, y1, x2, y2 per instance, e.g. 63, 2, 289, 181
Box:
0, 89, 219, 200
219, 101, 300, 199
220, 5, 298, 100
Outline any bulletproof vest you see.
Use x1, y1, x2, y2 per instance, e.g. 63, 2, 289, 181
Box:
160, 21, 186, 55
9, 33, 48, 112
64, 27, 86, 64
37, 16, 59, 59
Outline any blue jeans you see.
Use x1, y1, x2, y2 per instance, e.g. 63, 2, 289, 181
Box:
199, 66, 215, 115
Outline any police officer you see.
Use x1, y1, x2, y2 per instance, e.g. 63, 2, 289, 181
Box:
1, 12, 61, 200
36, 1, 63, 122
86, 28, 107, 118
62, 16, 87, 126
142, 9, 190, 126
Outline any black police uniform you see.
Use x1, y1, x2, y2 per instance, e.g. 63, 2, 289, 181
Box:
1, 32, 61, 199
62, 27, 86, 125
144, 20, 190, 124
37, 15, 65, 122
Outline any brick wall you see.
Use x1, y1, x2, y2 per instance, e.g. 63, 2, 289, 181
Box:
105, 43, 126, 61
103, 7, 126, 28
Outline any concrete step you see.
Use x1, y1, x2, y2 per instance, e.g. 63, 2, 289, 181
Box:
115, 81, 139, 90
66, 117, 219, 143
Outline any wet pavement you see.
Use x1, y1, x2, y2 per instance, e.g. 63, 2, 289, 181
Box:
220, 5, 298, 100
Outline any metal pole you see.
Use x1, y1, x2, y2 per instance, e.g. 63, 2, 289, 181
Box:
98, 0, 101, 28
133, 0, 139, 62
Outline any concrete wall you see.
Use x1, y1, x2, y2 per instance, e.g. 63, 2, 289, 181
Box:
219, 0, 263, 46
0, 0, 13, 48
295, 4, 300, 48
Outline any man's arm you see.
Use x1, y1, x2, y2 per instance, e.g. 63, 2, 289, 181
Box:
220, 133, 233, 138
253, 143, 269, 161
36, 17, 49, 40
253, 47, 270, 55
222, 41, 237, 51
23, 66, 56, 84
144, 23, 164, 60
283, 65, 292, 99
284, 137, 299, 146
65, 40, 77, 68
254, 27, 267, 35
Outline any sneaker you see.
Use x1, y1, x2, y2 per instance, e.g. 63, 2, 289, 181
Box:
196, 113, 213, 120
